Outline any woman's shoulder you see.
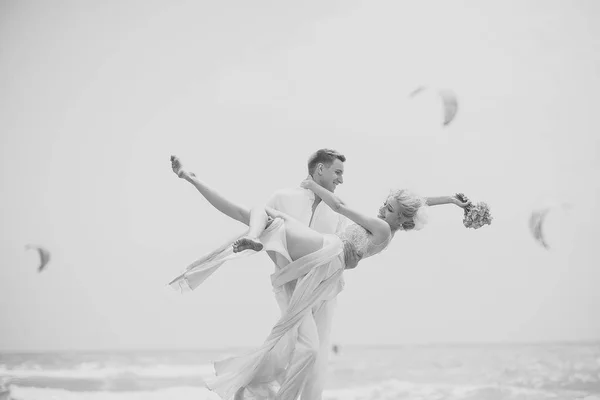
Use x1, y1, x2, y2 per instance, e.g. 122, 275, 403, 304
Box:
368, 219, 392, 243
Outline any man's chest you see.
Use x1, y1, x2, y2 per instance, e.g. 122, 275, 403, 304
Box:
277, 194, 339, 234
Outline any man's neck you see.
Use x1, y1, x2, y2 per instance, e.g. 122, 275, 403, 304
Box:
305, 176, 326, 208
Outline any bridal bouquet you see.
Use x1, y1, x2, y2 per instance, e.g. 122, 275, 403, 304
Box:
455, 193, 493, 229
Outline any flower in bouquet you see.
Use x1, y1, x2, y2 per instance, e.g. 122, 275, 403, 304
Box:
455, 193, 493, 229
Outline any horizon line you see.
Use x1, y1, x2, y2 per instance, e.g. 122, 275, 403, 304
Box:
1, 339, 599, 354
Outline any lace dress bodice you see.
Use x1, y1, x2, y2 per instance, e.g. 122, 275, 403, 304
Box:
337, 223, 392, 268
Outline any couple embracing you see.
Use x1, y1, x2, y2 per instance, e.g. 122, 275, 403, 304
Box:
169, 148, 470, 400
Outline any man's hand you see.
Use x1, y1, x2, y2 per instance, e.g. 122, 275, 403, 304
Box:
265, 206, 288, 221
344, 246, 362, 269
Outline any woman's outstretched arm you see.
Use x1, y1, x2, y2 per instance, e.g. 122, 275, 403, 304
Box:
300, 177, 390, 240
171, 155, 250, 226
425, 195, 470, 208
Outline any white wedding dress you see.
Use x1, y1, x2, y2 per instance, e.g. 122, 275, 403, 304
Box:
169, 218, 391, 400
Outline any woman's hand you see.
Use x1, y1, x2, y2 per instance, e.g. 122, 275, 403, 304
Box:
300, 175, 316, 190
453, 193, 472, 209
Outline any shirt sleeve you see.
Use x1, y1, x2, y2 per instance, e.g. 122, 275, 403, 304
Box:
336, 214, 350, 234
266, 190, 280, 210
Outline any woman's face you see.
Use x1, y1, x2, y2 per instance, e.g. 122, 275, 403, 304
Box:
378, 197, 412, 230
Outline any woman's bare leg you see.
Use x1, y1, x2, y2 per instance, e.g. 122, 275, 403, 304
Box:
263, 207, 325, 261
171, 155, 250, 225
282, 219, 325, 262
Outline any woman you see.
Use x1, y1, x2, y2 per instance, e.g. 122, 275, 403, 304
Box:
168, 156, 471, 400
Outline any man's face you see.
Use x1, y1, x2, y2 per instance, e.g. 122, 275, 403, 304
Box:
316, 159, 344, 192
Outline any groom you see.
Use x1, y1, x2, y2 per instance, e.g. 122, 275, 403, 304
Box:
263, 148, 354, 400
170, 149, 353, 399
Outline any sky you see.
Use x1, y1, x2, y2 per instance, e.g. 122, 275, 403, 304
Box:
1, 0, 599, 352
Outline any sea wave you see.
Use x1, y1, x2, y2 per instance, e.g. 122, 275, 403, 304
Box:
0, 364, 213, 392
8, 385, 217, 400
6, 379, 596, 400
323, 379, 592, 400
0, 363, 214, 380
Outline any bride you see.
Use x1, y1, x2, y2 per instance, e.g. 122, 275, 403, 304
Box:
169, 155, 471, 400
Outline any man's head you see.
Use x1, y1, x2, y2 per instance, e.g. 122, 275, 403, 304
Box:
307, 149, 346, 192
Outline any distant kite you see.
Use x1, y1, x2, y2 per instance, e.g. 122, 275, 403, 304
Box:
409, 86, 459, 126
528, 203, 573, 250
529, 209, 551, 249
25, 245, 51, 272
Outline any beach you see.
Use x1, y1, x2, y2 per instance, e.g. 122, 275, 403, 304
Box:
2, 342, 599, 400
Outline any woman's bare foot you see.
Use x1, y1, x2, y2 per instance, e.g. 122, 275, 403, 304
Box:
233, 236, 264, 253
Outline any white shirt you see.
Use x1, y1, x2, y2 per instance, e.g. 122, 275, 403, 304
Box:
266, 187, 348, 235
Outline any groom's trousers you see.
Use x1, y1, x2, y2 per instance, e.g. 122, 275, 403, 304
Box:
270, 251, 337, 400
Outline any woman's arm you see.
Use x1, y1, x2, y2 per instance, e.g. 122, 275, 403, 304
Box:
301, 178, 390, 239
425, 195, 470, 208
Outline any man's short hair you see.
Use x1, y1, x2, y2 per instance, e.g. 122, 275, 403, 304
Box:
307, 149, 346, 175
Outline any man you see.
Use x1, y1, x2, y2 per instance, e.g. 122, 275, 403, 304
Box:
263, 148, 351, 400
169, 149, 352, 399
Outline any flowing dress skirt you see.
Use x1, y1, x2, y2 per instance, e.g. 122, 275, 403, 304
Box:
168, 218, 346, 400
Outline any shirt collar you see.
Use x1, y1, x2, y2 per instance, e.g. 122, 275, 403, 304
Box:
304, 189, 315, 201
300, 186, 316, 201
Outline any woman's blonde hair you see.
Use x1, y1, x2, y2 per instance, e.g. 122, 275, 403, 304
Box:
387, 189, 428, 231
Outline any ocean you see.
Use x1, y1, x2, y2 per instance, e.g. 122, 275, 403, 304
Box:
1, 343, 599, 400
